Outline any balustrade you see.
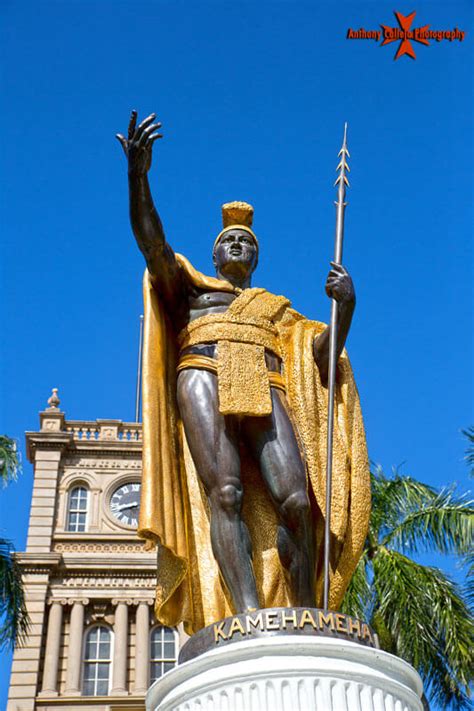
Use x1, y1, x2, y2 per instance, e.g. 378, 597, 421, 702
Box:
64, 421, 142, 442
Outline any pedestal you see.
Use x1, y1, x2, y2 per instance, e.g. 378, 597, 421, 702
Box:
146, 635, 423, 711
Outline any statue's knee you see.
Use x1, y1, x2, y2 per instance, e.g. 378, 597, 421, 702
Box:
280, 490, 310, 526
214, 482, 243, 513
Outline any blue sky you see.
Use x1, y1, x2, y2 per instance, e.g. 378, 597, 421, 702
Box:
0, 1, 472, 708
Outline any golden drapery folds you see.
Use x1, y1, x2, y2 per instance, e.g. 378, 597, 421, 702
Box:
138, 255, 370, 635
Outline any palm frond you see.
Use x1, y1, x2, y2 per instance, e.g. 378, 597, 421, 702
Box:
373, 548, 473, 710
382, 487, 474, 556
340, 554, 371, 620
462, 550, 473, 612
370, 465, 437, 538
461, 426, 474, 478
369, 608, 396, 654
0, 539, 30, 649
0, 436, 21, 486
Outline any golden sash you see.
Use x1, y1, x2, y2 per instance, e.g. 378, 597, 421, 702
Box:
177, 288, 289, 416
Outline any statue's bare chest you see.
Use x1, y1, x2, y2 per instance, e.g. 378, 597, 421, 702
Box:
187, 290, 237, 323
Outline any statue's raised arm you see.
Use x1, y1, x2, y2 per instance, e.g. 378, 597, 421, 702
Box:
116, 111, 183, 311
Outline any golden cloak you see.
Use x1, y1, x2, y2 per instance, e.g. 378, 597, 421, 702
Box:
138, 255, 370, 635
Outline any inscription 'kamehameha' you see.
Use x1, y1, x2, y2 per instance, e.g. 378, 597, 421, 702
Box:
213, 608, 376, 647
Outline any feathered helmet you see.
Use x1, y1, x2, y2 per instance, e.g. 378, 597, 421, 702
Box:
213, 201, 259, 256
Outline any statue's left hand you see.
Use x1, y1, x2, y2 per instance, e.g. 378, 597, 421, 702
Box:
325, 262, 355, 306
314, 263, 356, 378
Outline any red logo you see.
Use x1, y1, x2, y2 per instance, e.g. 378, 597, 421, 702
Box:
346, 10, 466, 61
381, 11, 429, 60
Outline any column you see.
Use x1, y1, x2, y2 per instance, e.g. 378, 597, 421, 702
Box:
64, 599, 86, 696
111, 600, 129, 695
39, 601, 64, 695
134, 601, 151, 693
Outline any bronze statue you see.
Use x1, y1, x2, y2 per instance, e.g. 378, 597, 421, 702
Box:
117, 111, 370, 634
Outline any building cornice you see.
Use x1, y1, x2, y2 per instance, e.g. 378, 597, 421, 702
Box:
57, 555, 156, 572
26, 432, 73, 461
15, 552, 62, 574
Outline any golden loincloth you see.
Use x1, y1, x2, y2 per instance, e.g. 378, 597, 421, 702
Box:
177, 352, 286, 395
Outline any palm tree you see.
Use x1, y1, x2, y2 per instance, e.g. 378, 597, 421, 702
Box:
462, 426, 474, 479
0, 435, 21, 485
342, 466, 474, 710
461, 428, 474, 617
0, 435, 29, 649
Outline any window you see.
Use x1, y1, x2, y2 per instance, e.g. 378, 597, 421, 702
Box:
82, 625, 112, 696
67, 486, 88, 532
150, 626, 178, 682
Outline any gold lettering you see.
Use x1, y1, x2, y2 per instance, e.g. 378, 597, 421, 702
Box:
214, 621, 227, 642
335, 614, 348, 634
246, 612, 264, 632
361, 623, 375, 645
281, 609, 298, 630
318, 611, 335, 630
299, 609, 317, 629
348, 618, 361, 638
265, 611, 279, 630
228, 617, 246, 637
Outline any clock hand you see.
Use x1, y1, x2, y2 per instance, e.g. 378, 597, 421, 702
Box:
113, 501, 139, 512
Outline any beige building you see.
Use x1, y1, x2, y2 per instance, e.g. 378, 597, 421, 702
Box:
7, 391, 183, 711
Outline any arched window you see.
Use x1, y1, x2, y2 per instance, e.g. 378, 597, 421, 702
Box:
150, 626, 178, 683
82, 625, 112, 696
67, 486, 88, 532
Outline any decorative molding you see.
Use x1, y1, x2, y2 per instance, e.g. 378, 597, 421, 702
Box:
112, 598, 135, 606
85, 601, 115, 625
64, 598, 90, 606
54, 542, 145, 553
46, 598, 70, 606
25, 431, 73, 462
62, 457, 142, 469
41, 418, 63, 432
58, 470, 99, 489
59, 574, 156, 589
16, 552, 62, 574
48, 594, 154, 606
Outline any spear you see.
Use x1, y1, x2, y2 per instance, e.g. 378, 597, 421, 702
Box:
323, 123, 350, 610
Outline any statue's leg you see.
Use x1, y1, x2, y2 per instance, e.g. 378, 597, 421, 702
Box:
242, 388, 315, 607
177, 368, 259, 613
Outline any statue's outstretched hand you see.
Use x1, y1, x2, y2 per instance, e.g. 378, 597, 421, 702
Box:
325, 262, 355, 305
116, 110, 162, 176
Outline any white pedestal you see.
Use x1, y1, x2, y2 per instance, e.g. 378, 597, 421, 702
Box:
146, 635, 423, 711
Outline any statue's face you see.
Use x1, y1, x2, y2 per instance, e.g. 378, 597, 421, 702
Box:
213, 229, 258, 277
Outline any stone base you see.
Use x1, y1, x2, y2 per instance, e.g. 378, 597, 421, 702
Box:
146, 635, 423, 711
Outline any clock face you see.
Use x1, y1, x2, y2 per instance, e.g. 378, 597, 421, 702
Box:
109, 482, 141, 528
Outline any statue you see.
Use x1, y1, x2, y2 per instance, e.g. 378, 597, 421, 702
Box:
117, 111, 370, 635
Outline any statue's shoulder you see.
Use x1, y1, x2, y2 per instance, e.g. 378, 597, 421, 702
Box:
176, 254, 236, 295
276, 305, 327, 338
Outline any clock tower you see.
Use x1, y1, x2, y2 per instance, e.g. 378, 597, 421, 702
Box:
6, 391, 185, 711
